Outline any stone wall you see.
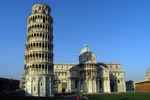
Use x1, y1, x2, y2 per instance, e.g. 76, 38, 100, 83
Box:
135, 81, 150, 92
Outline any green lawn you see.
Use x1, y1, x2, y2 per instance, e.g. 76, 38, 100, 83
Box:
85, 92, 150, 100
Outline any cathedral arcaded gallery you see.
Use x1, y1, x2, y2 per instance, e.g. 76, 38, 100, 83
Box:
54, 44, 126, 93
20, 3, 126, 97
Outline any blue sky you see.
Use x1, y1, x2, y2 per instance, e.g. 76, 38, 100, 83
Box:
0, 0, 150, 81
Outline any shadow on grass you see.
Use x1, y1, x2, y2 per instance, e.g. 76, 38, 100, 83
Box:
120, 98, 130, 100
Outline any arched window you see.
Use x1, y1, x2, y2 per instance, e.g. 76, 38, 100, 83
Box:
43, 34, 44, 39
40, 33, 42, 37
93, 57, 95, 60
35, 16, 37, 20
42, 64, 44, 69
46, 25, 47, 29
34, 86, 36, 91
40, 24, 42, 28
34, 9, 37, 13
36, 43, 38, 47
42, 43, 44, 48
39, 53, 41, 57
33, 43, 35, 47
36, 53, 38, 57
118, 80, 120, 83
39, 6, 41, 10
43, 17, 45, 23
33, 16, 35, 22
37, 24, 39, 28
42, 53, 44, 58
39, 43, 41, 47
33, 53, 35, 57
42, 10, 45, 14
46, 16, 48, 21
48, 35, 50, 40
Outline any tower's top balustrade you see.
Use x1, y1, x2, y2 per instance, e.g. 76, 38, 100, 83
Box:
32, 3, 51, 15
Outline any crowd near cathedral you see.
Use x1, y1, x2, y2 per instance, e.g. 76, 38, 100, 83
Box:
19, 3, 127, 97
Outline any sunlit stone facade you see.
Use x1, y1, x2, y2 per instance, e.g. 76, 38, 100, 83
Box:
20, 3, 126, 96
23, 3, 54, 96
54, 44, 126, 93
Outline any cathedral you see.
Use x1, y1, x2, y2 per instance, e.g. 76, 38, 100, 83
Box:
20, 3, 126, 97
54, 44, 126, 94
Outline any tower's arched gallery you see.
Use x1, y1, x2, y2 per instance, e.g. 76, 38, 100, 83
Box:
20, 3, 126, 97
23, 3, 54, 96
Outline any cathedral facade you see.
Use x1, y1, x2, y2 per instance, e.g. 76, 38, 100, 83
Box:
54, 44, 126, 93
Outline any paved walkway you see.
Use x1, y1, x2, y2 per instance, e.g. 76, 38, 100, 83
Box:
0, 95, 89, 100
55, 95, 89, 100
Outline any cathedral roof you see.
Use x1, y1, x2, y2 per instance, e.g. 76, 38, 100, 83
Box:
79, 44, 91, 55
84, 60, 95, 64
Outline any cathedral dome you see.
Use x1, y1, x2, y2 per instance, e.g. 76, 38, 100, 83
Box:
79, 44, 91, 55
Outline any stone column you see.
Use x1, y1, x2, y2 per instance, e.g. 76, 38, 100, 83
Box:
97, 79, 99, 93
103, 77, 110, 93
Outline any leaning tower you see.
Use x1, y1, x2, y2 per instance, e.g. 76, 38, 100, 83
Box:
24, 3, 54, 96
